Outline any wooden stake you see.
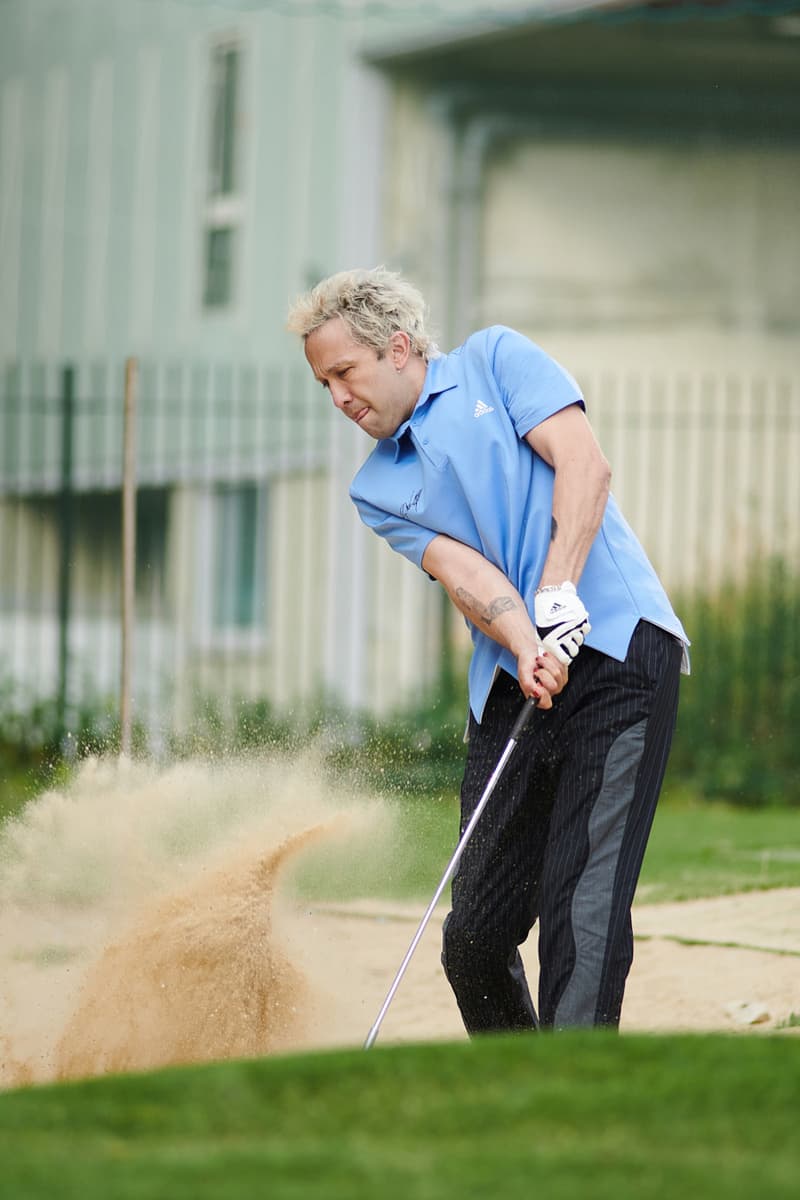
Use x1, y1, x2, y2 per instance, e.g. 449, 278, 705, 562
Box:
120, 357, 138, 758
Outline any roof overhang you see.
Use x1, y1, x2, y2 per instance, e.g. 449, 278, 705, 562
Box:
364, 0, 800, 92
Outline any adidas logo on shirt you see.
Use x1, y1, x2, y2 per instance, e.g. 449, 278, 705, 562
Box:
473, 400, 494, 419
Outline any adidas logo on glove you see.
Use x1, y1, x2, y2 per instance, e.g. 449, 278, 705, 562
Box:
534, 582, 591, 666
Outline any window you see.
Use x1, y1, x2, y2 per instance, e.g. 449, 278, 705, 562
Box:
201, 41, 244, 310
203, 227, 235, 308
135, 487, 169, 611
211, 482, 267, 634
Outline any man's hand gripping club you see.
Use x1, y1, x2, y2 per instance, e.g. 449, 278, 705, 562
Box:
516, 639, 567, 711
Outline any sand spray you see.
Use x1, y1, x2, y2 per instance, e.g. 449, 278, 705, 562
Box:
0, 749, 396, 1087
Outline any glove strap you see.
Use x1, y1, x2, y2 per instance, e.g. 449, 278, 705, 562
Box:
535, 581, 576, 596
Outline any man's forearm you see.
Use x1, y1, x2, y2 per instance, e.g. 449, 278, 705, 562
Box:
422, 534, 568, 706
422, 535, 538, 658
525, 415, 611, 590
537, 463, 609, 588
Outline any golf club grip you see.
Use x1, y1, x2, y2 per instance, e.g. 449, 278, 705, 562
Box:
509, 695, 537, 742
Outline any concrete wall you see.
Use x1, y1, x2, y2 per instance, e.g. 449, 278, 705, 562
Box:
481, 136, 800, 374
379, 79, 800, 603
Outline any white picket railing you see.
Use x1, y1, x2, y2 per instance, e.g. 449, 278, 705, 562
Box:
1, 360, 798, 737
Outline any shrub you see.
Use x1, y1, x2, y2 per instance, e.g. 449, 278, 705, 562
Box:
668, 557, 800, 806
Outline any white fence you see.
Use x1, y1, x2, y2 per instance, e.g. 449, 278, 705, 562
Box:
1, 359, 798, 740
582, 368, 800, 595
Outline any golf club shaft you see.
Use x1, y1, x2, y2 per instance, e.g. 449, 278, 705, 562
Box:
363, 695, 537, 1050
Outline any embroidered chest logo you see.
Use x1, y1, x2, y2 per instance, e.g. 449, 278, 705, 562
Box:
473, 399, 494, 419
400, 488, 422, 517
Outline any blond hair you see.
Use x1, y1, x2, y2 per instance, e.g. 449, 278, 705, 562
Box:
286, 267, 437, 361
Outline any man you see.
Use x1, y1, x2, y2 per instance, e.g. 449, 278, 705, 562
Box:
287, 267, 689, 1033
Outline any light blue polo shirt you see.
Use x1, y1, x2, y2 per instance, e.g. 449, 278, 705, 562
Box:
350, 325, 689, 721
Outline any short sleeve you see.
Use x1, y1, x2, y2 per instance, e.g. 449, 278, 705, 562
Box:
351, 493, 438, 573
488, 326, 585, 439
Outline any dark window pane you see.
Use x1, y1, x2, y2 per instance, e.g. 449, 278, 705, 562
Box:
213, 483, 266, 630
203, 227, 234, 308
208, 46, 239, 197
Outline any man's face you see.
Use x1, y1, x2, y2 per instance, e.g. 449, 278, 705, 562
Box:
304, 316, 420, 441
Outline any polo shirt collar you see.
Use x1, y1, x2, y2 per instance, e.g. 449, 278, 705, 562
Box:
387, 353, 459, 448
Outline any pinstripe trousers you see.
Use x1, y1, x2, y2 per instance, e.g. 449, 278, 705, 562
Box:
441, 620, 683, 1033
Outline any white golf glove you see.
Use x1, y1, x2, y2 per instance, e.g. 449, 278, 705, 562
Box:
534, 582, 590, 666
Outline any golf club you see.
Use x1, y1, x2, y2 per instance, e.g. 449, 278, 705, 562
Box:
364, 693, 538, 1049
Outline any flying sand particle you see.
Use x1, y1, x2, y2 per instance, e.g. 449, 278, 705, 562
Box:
0, 750, 394, 1087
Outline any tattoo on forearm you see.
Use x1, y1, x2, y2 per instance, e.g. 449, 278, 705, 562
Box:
455, 588, 517, 626
550, 516, 558, 543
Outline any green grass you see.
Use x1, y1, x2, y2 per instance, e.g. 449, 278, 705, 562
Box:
638, 791, 800, 902
291, 792, 461, 902
1, 1034, 798, 1199
293, 788, 800, 905
0, 762, 44, 823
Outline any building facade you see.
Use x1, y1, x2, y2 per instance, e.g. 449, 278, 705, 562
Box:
1, 0, 798, 737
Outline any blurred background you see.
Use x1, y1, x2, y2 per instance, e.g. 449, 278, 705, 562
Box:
0, 0, 798, 805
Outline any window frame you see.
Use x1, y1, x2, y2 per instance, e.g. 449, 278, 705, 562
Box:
194, 480, 269, 650
200, 35, 246, 314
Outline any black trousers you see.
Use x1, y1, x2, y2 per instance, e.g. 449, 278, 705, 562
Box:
441, 620, 683, 1033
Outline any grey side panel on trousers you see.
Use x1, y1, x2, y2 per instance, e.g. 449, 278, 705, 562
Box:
552, 718, 648, 1028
